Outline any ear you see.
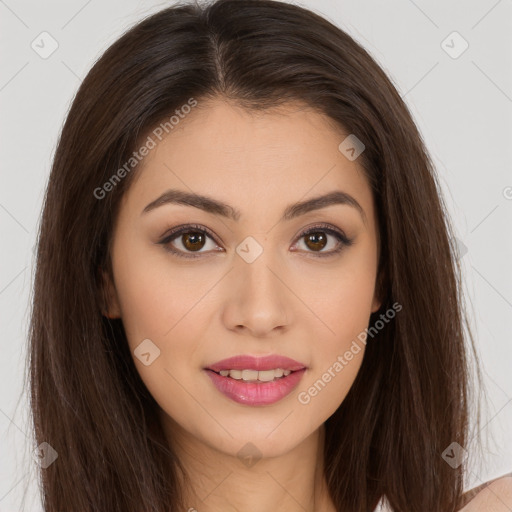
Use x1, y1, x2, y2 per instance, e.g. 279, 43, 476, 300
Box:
371, 267, 386, 314
99, 266, 122, 319
371, 293, 382, 314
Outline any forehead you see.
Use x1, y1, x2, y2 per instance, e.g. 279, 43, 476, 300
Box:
123, 98, 374, 223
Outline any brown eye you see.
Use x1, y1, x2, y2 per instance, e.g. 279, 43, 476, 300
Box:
159, 224, 221, 258
293, 224, 353, 257
181, 232, 206, 252
304, 231, 328, 251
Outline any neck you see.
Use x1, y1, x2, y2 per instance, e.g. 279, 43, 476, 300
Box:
160, 411, 336, 512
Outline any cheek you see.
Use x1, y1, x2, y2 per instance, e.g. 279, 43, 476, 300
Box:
112, 238, 212, 347
111, 247, 212, 431
293, 250, 376, 410
110, 240, 216, 396
298, 248, 378, 348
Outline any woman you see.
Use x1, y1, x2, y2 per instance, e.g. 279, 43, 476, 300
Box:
28, 0, 511, 510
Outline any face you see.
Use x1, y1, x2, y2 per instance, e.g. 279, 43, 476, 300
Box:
103, 97, 381, 459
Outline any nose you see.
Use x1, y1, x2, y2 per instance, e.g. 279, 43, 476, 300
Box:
221, 248, 291, 338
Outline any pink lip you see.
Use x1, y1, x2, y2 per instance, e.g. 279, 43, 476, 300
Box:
205, 368, 307, 406
204, 354, 307, 406
205, 354, 306, 372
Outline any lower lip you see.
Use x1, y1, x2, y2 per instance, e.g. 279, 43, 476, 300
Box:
204, 369, 306, 406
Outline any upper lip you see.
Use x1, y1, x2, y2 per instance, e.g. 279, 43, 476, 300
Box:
205, 355, 307, 373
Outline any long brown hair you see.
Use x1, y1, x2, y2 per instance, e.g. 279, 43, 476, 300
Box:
27, 0, 483, 510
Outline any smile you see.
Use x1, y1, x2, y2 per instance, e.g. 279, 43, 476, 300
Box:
204, 354, 308, 406
214, 368, 292, 381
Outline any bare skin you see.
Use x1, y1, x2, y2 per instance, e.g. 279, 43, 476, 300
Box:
460, 474, 512, 511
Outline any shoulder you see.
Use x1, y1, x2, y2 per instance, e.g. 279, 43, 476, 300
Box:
459, 474, 512, 511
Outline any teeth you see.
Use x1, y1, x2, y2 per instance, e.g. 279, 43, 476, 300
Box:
257, 370, 278, 382
242, 369, 258, 381
217, 368, 293, 382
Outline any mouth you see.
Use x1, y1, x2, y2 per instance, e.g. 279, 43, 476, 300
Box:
203, 354, 307, 406
205, 354, 307, 375
205, 367, 299, 383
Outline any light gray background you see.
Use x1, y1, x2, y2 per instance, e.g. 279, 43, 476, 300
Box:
1, 0, 511, 510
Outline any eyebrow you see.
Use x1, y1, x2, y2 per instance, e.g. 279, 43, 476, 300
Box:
142, 188, 367, 225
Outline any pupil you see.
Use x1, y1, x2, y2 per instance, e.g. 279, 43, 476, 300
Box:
306, 232, 326, 251
183, 232, 205, 251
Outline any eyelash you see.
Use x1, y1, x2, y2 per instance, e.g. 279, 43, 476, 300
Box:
157, 223, 354, 259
